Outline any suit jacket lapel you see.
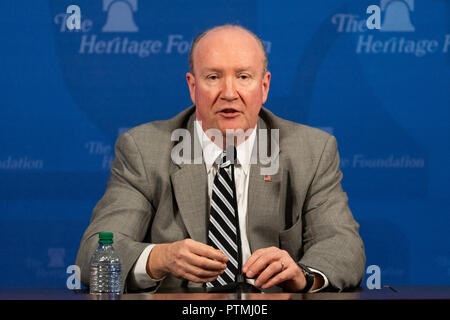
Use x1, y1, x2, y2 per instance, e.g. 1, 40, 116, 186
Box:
171, 164, 208, 244
170, 113, 208, 244
247, 117, 285, 252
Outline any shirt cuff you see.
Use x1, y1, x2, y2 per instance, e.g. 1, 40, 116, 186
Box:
128, 244, 166, 291
307, 267, 329, 293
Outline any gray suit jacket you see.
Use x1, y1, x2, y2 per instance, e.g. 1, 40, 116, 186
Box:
76, 106, 365, 292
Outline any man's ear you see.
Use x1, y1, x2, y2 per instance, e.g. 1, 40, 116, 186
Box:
186, 72, 196, 104
262, 71, 271, 104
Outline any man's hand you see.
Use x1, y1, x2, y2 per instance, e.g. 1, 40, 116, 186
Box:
146, 239, 228, 283
242, 246, 308, 292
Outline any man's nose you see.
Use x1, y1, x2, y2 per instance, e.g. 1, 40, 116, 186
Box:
220, 77, 238, 101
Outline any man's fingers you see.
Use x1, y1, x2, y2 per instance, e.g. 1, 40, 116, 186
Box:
254, 260, 284, 287
260, 268, 292, 289
185, 254, 227, 272
186, 239, 228, 263
182, 261, 225, 279
242, 248, 265, 274
166, 239, 227, 283
244, 250, 276, 278
170, 260, 224, 283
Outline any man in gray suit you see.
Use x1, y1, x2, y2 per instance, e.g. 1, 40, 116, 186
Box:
76, 24, 365, 293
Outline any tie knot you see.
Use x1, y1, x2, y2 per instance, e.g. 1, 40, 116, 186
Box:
218, 147, 236, 168
219, 152, 232, 169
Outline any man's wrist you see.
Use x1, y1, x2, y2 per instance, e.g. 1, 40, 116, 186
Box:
146, 243, 168, 280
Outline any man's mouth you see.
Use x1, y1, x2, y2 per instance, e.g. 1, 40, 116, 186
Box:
217, 108, 241, 118
222, 108, 237, 113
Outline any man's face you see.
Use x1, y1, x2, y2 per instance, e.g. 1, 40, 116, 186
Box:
186, 28, 271, 135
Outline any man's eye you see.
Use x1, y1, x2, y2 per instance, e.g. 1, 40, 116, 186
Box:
239, 74, 250, 80
208, 75, 218, 80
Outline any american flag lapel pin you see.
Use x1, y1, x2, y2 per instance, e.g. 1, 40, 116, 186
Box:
264, 175, 272, 182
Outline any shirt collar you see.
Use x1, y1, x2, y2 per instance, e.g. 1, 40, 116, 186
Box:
195, 120, 256, 176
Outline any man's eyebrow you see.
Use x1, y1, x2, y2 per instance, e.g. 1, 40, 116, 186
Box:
201, 68, 223, 74
235, 67, 255, 73
199, 67, 256, 75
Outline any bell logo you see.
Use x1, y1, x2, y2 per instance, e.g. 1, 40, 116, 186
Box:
102, 0, 138, 32
380, 0, 415, 32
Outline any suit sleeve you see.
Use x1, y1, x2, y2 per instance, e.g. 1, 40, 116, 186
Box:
299, 135, 366, 291
75, 131, 156, 292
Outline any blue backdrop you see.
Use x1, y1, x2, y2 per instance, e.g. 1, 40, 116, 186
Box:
0, 0, 449, 288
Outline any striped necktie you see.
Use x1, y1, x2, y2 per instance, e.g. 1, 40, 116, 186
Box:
206, 147, 241, 287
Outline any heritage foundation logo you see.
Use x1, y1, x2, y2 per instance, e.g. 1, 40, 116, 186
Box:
102, 0, 138, 32
332, 0, 450, 57
54, 1, 272, 58
380, 0, 414, 32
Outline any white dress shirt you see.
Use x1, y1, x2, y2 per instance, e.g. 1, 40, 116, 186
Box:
129, 121, 328, 292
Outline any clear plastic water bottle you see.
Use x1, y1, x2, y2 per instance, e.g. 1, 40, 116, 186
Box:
89, 232, 122, 295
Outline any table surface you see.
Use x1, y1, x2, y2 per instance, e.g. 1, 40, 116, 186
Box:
1, 286, 450, 300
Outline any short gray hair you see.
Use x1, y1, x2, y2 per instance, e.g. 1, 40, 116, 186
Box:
188, 24, 268, 76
